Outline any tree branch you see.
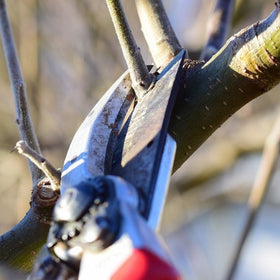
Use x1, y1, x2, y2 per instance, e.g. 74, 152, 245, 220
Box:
135, 0, 184, 69
226, 112, 280, 280
200, 0, 236, 61
106, 0, 154, 97
170, 3, 280, 171
0, 1, 61, 271
0, 0, 43, 184
13, 141, 61, 192
0, 179, 59, 272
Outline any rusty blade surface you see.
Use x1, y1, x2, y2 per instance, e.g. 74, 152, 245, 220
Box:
111, 50, 186, 218
122, 50, 185, 166
61, 70, 134, 192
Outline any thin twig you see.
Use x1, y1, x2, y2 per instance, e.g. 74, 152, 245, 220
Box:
0, 0, 43, 183
200, 0, 236, 62
106, 0, 154, 98
226, 113, 280, 280
135, 0, 184, 69
13, 140, 61, 191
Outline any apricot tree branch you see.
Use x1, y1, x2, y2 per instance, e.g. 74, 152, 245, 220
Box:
0, 0, 42, 184
170, 3, 280, 170
13, 141, 61, 191
0, 179, 59, 272
135, 0, 184, 69
200, 0, 236, 61
106, 0, 154, 97
226, 112, 280, 280
0, 1, 59, 271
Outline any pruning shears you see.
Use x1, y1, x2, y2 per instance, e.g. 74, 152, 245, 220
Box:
30, 49, 186, 280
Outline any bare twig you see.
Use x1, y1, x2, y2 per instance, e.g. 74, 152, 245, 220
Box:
13, 141, 61, 191
200, 0, 236, 61
0, 0, 42, 183
106, 0, 154, 98
135, 0, 184, 69
226, 113, 280, 280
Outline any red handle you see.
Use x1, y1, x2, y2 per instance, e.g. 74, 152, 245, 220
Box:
112, 248, 180, 280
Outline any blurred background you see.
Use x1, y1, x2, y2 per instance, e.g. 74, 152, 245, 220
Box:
0, 0, 279, 279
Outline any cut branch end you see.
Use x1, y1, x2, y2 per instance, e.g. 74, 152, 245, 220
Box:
13, 140, 61, 192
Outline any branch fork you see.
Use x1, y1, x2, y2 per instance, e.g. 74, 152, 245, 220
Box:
13, 140, 61, 192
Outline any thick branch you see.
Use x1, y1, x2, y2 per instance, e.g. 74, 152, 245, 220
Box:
135, 0, 183, 69
200, 0, 236, 61
0, 210, 49, 272
0, 0, 42, 183
0, 179, 59, 272
170, 4, 280, 171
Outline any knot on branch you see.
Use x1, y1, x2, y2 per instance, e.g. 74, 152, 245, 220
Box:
31, 178, 60, 225
181, 59, 205, 85
183, 59, 204, 72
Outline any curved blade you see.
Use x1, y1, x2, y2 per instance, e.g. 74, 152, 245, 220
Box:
61, 70, 134, 192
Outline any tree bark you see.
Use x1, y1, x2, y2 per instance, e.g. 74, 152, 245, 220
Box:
0, 179, 59, 272
169, 4, 280, 170
0, 210, 49, 272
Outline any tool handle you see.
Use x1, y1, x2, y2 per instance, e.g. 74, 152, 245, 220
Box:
79, 179, 180, 280
111, 248, 180, 280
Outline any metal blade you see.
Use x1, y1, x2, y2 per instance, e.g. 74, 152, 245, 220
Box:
111, 50, 186, 219
148, 134, 176, 229
121, 50, 185, 165
61, 70, 134, 192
